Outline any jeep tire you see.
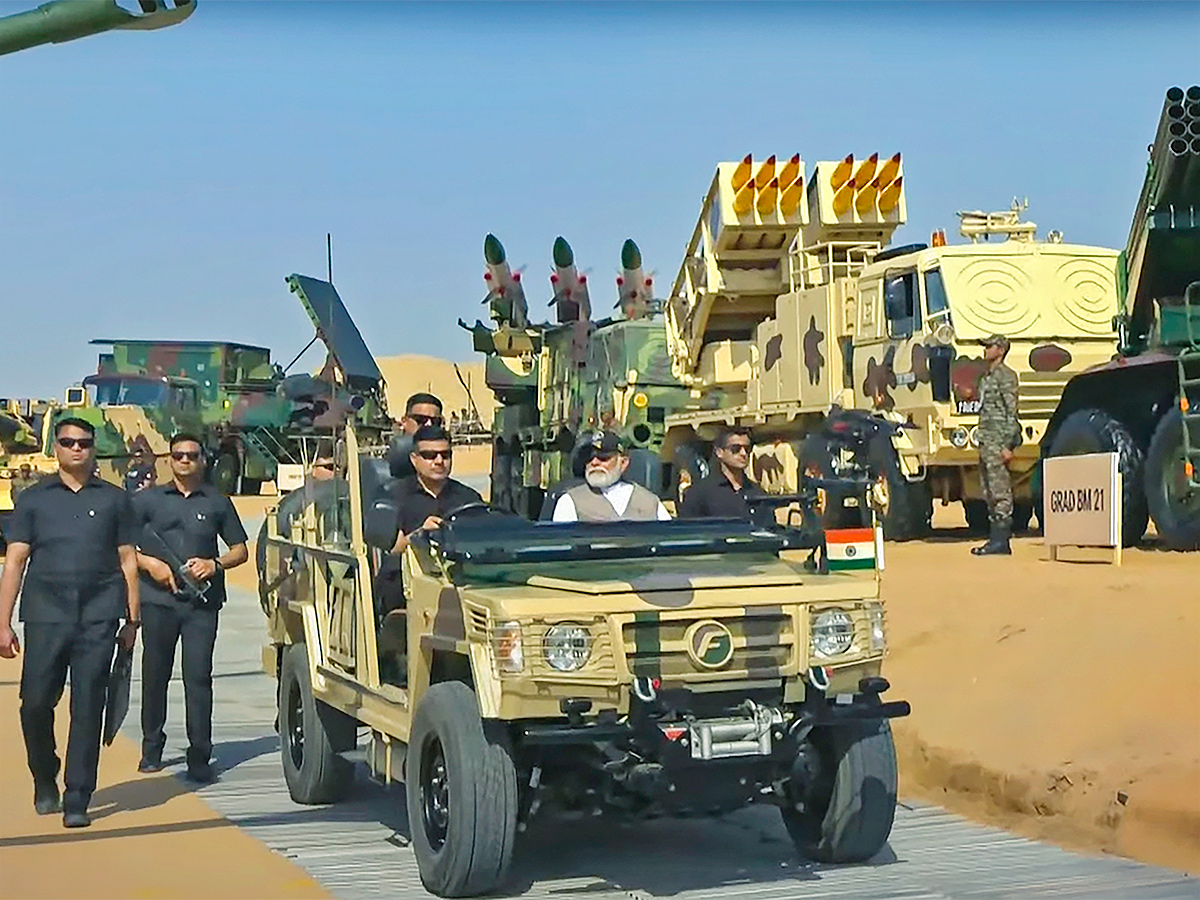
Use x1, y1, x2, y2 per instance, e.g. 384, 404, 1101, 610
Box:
1046, 408, 1148, 547
279, 644, 356, 804
407, 681, 518, 897
866, 438, 932, 541
1144, 409, 1200, 550
782, 719, 898, 864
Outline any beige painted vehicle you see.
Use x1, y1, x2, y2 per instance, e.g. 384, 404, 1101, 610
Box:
259, 424, 909, 897
664, 152, 1119, 538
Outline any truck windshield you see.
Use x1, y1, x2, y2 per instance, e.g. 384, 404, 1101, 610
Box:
87, 379, 168, 407
430, 512, 823, 566
924, 268, 950, 316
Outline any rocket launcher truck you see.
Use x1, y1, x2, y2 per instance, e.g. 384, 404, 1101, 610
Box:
662, 152, 1121, 539
1040, 85, 1200, 551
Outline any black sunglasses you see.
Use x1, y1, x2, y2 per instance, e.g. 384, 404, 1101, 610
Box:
313, 460, 335, 470
411, 414, 444, 427
416, 448, 453, 460
171, 450, 202, 461
724, 443, 751, 455
587, 451, 619, 463
57, 437, 94, 450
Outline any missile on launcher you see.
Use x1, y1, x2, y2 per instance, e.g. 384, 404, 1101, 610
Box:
482, 233, 529, 329
616, 238, 654, 320
548, 236, 591, 324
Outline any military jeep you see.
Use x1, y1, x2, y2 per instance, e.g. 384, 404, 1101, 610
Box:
259, 424, 909, 898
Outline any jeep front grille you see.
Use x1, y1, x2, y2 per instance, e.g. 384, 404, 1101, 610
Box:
620, 608, 796, 682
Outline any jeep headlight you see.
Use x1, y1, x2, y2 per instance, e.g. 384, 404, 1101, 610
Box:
810, 609, 854, 658
866, 601, 887, 652
492, 621, 524, 673
543, 623, 591, 672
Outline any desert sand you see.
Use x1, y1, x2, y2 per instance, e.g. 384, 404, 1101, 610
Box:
377, 354, 493, 428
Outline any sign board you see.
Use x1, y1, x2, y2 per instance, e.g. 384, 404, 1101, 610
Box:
276, 463, 305, 494
1042, 452, 1122, 559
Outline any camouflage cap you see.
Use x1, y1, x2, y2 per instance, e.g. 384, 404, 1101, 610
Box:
982, 333, 1010, 350
585, 430, 626, 454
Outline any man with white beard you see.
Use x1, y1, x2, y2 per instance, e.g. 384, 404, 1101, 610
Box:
551, 431, 671, 523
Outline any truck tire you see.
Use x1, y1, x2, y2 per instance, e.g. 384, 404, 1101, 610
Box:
279, 644, 356, 804
799, 436, 859, 530
781, 719, 898, 864
407, 681, 517, 898
1046, 408, 1148, 547
1144, 409, 1200, 550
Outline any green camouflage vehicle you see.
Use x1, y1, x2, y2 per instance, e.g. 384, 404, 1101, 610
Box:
1040, 85, 1200, 550
461, 236, 688, 517
57, 273, 393, 494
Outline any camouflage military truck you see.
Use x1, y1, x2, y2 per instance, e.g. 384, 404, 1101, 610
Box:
259, 420, 909, 897
58, 273, 392, 494
663, 152, 1120, 539
1041, 85, 1200, 550
461, 236, 688, 518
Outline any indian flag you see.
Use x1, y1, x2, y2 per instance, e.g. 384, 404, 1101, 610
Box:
825, 527, 879, 571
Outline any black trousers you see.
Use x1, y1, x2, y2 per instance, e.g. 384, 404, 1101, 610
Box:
20, 619, 118, 811
140, 602, 218, 768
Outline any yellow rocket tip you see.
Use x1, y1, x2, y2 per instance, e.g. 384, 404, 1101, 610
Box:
830, 154, 854, 190
878, 176, 903, 212
733, 176, 756, 214
756, 177, 780, 215
731, 154, 754, 191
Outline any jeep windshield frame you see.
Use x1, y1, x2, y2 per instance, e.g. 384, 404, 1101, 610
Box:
427, 512, 827, 568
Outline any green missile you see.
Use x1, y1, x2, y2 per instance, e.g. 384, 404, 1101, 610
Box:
0, 0, 195, 57
552, 236, 574, 268
621, 238, 642, 270
483, 232, 506, 266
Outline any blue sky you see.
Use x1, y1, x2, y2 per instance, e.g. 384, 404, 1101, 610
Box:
2, 0, 1197, 397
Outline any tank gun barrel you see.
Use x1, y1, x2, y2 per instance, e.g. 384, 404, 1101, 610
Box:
0, 0, 195, 56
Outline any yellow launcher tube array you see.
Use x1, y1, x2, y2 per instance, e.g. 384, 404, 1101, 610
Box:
830, 154, 854, 190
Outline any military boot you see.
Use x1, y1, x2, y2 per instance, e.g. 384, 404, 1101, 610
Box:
971, 522, 1012, 556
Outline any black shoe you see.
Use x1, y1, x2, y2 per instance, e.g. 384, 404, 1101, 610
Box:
185, 761, 215, 784
138, 757, 163, 774
971, 524, 1012, 556
62, 809, 91, 828
34, 783, 61, 816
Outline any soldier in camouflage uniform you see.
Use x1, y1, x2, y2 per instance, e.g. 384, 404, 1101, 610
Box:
972, 334, 1021, 556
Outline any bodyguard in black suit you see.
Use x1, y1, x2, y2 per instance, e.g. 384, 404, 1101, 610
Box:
132, 433, 247, 783
0, 417, 141, 828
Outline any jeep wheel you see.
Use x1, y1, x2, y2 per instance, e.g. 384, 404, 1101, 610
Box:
1144, 409, 1200, 550
279, 644, 356, 804
407, 681, 518, 897
963, 499, 989, 535
1047, 408, 1148, 547
781, 719, 898, 864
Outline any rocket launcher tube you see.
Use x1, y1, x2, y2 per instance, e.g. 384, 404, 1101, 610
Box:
733, 177, 756, 215
853, 152, 879, 187
778, 154, 800, 190
854, 178, 880, 214
876, 153, 901, 188
830, 154, 854, 190
832, 178, 857, 216
779, 178, 804, 216
754, 155, 776, 188
618, 239, 651, 319
731, 154, 753, 192
756, 178, 780, 215
878, 176, 903, 213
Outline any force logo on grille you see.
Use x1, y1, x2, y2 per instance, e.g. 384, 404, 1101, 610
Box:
684, 620, 734, 669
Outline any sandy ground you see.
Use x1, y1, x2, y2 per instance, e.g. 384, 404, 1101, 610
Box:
0, 656, 329, 899
884, 507, 1200, 874
377, 354, 492, 428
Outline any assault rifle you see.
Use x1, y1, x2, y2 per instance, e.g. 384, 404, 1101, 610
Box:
141, 528, 217, 607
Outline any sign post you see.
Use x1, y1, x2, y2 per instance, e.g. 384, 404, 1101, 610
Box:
1042, 452, 1123, 565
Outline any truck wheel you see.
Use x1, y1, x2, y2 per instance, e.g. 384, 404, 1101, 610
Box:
782, 719, 898, 864
279, 644, 356, 804
407, 681, 517, 898
1144, 409, 1200, 550
799, 436, 860, 529
1047, 408, 1149, 547
210, 450, 240, 495
1012, 501, 1034, 534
